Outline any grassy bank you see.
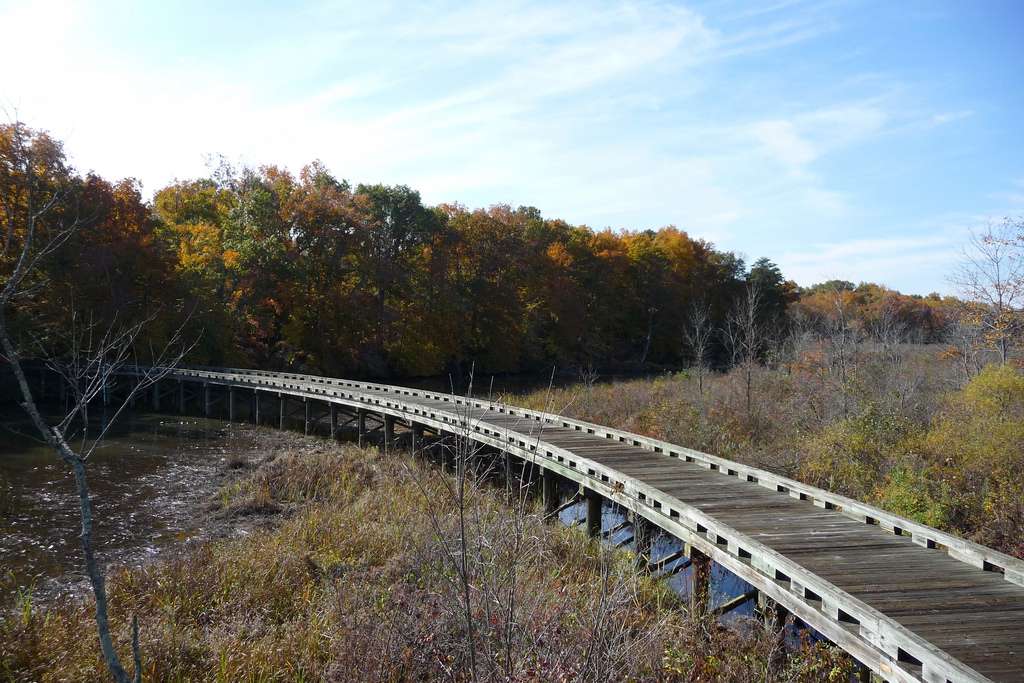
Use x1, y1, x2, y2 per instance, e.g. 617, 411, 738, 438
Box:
1, 430, 851, 682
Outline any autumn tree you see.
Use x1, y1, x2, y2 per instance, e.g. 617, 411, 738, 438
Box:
351, 183, 438, 374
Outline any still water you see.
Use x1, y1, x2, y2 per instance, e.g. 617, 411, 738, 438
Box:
0, 412, 237, 602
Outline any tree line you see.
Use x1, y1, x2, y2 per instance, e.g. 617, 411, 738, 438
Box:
0, 123, 989, 381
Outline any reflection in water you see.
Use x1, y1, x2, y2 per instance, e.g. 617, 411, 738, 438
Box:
0, 411, 235, 602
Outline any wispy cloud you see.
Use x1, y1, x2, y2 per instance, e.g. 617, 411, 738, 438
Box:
777, 235, 961, 291
0, 0, 1012, 294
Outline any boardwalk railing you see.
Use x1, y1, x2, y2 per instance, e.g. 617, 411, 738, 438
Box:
114, 365, 1024, 683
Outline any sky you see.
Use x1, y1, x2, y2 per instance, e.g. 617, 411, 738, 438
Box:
1, 0, 1022, 295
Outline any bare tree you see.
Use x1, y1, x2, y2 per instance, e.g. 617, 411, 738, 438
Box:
946, 302, 988, 384
724, 280, 764, 421
870, 297, 919, 410
822, 288, 862, 419
0, 122, 190, 683
950, 218, 1024, 364
683, 299, 713, 401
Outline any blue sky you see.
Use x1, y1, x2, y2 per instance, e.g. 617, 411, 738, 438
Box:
1, 0, 1022, 294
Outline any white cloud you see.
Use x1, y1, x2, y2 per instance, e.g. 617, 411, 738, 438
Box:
930, 110, 974, 126
0, 0, 992, 295
749, 120, 818, 169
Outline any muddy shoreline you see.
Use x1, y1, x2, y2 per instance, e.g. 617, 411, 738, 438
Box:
1, 418, 320, 606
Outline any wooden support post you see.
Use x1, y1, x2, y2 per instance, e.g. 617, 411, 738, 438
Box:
757, 592, 788, 631
504, 452, 514, 497
585, 488, 602, 538
330, 404, 338, 439
690, 546, 711, 614
152, 381, 160, 411
411, 423, 424, 454
542, 469, 559, 517
757, 592, 790, 674
253, 390, 260, 425
304, 398, 311, 436
178, 380, 185, 413
383, 414, 395, 452
278, 394, 285, 430
203, 383, 211, 417
228, 387, 236, 422
633, 514, 652, 571
357, 409, 367, 447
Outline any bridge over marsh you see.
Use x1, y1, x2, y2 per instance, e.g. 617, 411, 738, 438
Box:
107, 366, 1024, 683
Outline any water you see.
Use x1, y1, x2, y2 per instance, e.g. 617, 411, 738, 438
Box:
559, 499, 761, 623
0, 411, 237, 603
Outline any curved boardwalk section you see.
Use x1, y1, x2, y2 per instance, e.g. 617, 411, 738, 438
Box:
137, 366, 1024, 683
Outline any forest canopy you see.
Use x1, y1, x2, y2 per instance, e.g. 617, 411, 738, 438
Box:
1, 123, 967, 379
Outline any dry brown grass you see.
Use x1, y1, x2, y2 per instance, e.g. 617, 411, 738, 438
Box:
1, 433, 853, 682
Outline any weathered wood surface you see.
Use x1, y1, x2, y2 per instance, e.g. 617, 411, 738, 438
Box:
135, 367, 1024, 683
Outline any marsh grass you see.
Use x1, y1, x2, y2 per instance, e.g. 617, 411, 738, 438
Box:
512, 348, 1024, 558
1, 434, 852, 682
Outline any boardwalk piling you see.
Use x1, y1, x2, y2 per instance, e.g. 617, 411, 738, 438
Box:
690, 546, 711, 613
329, 404, 338, 439
228, 387, 236, 422
253, 390, 260, 425
633, 514, 652, 571
411, 423, 424, 454
278, 393, 285, 429
203, 383, 211, 417
357, 409, 367, 447
542, 469, 559, 516
304, 398, 311, 435
585, 489, 602, 538
384, 414, 395, 451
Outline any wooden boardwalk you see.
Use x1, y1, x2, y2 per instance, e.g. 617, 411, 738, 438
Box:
137, 366, 1024, 683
